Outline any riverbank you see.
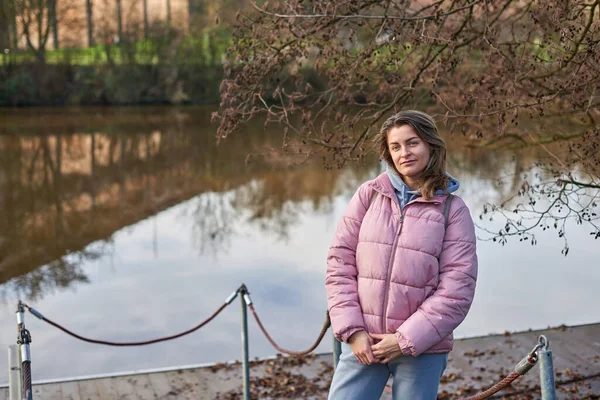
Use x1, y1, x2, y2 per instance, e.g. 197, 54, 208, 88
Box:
2, 322, 598, 399
0, 63, 225, 107
0, 62, 328, 107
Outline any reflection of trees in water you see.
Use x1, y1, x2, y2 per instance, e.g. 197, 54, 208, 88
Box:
0, 243, 110, 303
241, 169, 337, 240
187, 165, 378, 256
1, 107, 581, 302
189, 192, 236, 257
446, 141, 519, 207
187, 131, 586, 258
0, 108, 378, 300
445, 127, 600, 253
0, 127, 182, 302
446, 133, 560, 203
237, 165, 378, 241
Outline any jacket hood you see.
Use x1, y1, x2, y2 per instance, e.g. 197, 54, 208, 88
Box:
436, 173, 460, 195
381, 165, 460, 209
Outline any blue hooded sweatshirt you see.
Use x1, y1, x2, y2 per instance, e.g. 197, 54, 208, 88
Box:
386, 164, 460, 209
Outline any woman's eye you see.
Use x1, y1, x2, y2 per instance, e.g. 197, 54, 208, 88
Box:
409, 141, 418, 146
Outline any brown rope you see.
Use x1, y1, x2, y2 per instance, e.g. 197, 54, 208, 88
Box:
248, 304, 331, 356
21, 361, 32, 399
28, 302, 230, 346
384, 364, 522, 398
462, 371, 521, 400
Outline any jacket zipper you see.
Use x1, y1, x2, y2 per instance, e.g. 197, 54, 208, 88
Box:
379, 196, 443, 333
381, 203, 406, 333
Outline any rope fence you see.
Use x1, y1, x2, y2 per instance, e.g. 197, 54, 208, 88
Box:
25, 299, 232, 347
10, 283, 558, 400
248, 304, 331, 356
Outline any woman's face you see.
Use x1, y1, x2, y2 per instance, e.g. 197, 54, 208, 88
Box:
387, 125, 431, 189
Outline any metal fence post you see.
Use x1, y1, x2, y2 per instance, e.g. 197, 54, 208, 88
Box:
16, 301, 33, 400
240, 285, 250, 400
8, 345, 22, 400
332, 336, 341, 371
538, 335, 556, 400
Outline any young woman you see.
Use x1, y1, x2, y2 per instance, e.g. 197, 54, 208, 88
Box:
325, 110, 478, 400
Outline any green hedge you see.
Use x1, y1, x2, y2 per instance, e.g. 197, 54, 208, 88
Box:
0, 63, 225, 106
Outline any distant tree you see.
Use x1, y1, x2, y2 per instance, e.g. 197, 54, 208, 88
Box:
187, 0, 205, 33
48, 0, 58, 48
142, 0, 148, 39
187, 0, 238, 65
11, 0, 80, 59
0, 0, 20, 50
116, 0, 123, 42
86, 0, 94, 46
13, 0, 55, 63
164, 0, 170, 28
215, 0, 600, 253
0, 1, 10, 49
9, 0, 18, 49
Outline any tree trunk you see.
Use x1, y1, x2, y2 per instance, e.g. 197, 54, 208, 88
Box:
49, 0, 59, 49
9, 0, 18, 49
187, 0, 204, 34
0, 2, 10, 49
36, 48, 46, 66
54, 134, 64, 237
208, 31, 217, 66
86, 0, 94, 46
142, 0, 148, 39
116, 0, 123, 42
90, 133, 96, 212
166, 0, 171, 28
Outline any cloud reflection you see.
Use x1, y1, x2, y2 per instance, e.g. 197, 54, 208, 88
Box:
0, 107, 598, 383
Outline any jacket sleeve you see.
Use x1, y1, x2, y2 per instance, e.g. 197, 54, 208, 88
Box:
395, 199, 478, 356
325, 184, 370, 342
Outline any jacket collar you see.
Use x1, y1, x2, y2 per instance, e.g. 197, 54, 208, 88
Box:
368, 173, 445, 205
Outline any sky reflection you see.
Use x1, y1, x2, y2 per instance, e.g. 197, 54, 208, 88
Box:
0, 107, 598, 383
0, 174, 598, 383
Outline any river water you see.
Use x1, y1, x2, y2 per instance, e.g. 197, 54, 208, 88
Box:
0, 106, 598, 382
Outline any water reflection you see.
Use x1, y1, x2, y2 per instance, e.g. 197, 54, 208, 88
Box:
0, 107, 378, 300
0, 106, 568, 300
0, 107, 597, 382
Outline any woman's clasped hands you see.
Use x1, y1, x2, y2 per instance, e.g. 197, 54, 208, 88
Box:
348, 331, 404, 364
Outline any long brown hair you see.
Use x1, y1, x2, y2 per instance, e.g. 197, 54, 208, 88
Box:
377, 110, 449, 199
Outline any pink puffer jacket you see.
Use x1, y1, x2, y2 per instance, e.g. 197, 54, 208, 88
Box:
326, 173, 477, 357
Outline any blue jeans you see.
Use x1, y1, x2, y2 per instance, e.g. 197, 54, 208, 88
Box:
328, 342, 448, 400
